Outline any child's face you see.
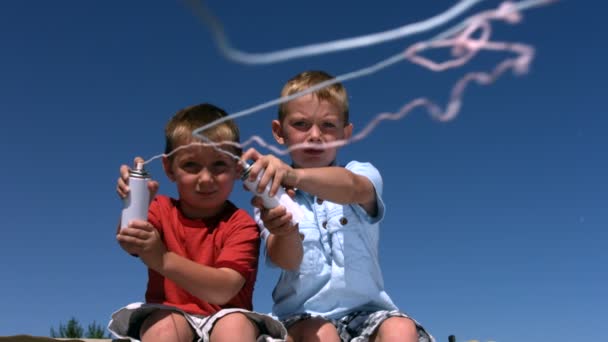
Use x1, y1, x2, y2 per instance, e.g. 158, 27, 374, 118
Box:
273, 93, 352, 168
162, 143, 239, 219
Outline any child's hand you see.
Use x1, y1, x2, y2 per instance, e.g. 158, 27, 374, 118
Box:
242, 148, 297, 197
116, 156, 159, 200
251, 196, 298, 237
117, 219, 167, 271
116, 163, 131, 199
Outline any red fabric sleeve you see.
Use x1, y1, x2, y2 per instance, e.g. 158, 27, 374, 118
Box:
147, 196, 161, 230
144, 196, 165, 303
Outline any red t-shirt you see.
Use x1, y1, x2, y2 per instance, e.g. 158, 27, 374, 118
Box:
144, 195, 260, 316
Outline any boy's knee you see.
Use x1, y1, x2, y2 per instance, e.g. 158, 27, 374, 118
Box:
316, 321, 339, 341
140, 310, 193, 342
373, 317, 417, 342
211, 312, 259, 340
288, 317, 339, 342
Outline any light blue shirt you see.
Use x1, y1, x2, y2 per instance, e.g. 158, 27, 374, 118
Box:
257, 161, 398, 320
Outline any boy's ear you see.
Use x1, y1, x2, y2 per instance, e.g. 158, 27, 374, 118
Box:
271, 120, 286, 145
162, 156, 176, 182
344, 122, 353, 140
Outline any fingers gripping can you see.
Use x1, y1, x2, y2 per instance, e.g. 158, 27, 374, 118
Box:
241, 163, 303, 225
120, 162, 151, 229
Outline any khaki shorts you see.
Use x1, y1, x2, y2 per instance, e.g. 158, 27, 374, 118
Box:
108, 302, 287, 342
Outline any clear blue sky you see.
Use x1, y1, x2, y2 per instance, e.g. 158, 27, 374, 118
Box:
0, 1, 605, 341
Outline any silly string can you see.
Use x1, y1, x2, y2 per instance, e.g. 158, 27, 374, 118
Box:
120, 162, 151, 229
241, 162, 303, 225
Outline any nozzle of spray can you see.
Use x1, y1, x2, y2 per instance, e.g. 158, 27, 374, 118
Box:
120, 162, 151, 230
241, 162, 303, 225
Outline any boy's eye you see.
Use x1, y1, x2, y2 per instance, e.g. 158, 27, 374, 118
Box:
181, 161, 201, 173
322, 121, 337, 129
292, 121, 310, 130
211, 160, 230, 174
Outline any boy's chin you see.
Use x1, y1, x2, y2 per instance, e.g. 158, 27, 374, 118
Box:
293, 156, 335, 168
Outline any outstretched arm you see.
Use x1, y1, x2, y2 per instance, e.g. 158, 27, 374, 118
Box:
242, 148, 304, 271
251, 196, 303, 271
242, 148, 378, 216
293, 167, 378, 216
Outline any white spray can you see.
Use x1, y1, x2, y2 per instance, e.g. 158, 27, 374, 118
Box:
241, 162, 303, 225
120, 162, 151, 229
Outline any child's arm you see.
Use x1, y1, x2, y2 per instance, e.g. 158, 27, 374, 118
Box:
293, 167, 378, 216
117, 220, 249, 305
251, 196, 303, 271
242, 148, 303, 270
243, 148, 378, 217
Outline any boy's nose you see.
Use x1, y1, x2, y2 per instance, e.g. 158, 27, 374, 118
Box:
197, 169, 213, 184
307, 125, 322, 141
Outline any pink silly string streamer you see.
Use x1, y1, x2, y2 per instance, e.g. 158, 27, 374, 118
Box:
144, 0, 554, 165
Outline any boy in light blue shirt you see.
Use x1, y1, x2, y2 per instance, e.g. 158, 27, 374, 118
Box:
242, 70, 434, 342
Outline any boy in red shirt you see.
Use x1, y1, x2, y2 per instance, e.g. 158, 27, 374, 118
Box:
109, 103, 286, 342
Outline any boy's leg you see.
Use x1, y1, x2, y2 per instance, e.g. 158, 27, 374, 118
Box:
209, 312, 259, 341
283, 314, 340, 342
139, 309, 195, 342
368, 317, 417, 342
108, 303, 201, 341
344, 311, 434, 342
199, 308, 287, 342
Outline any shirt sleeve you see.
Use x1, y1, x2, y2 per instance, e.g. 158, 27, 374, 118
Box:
144, 196, 165, 303
147, 196, 163, 231
214, 210, 260, 283
345, 160, 385, 224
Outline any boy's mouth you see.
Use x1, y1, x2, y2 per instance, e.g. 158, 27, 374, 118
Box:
303, 148, 324, 155
195, 188, 217, 196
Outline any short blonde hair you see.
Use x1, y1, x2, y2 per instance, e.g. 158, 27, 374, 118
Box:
164, 103, 241, 157
278, 70, 349, 124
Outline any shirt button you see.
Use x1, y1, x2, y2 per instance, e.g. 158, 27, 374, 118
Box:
316, 198, 324, 204
340, 217, 348, 225
322, 221, 328, 229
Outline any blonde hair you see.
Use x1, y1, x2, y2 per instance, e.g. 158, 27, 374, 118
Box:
278, 70, 349, 124
164, 103, 241, 157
